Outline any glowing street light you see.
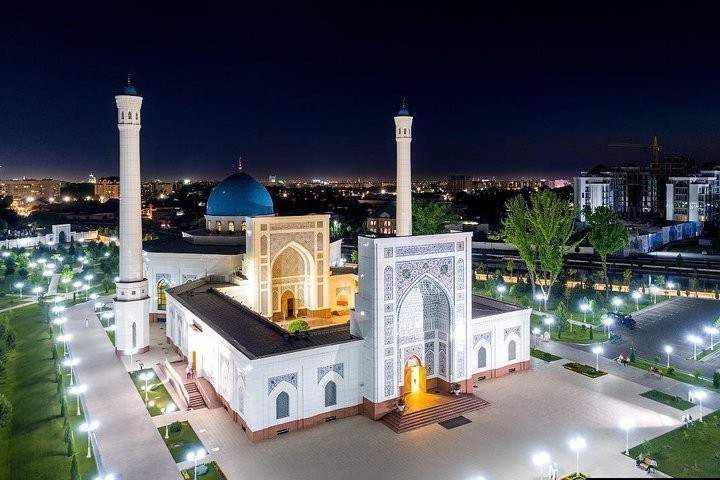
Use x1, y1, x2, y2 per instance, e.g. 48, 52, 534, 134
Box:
611, 297, 622, 312
692, 390, 707, 422
532, 451, 550, 479
535, 293, 545, 312
580, 302, 589, 322
139, 371, 155, 403
73, 280, 82, 291
58, 334, 71, 356
704, 326, 719, 350
80, 421, 99, 458
602, 316, 613, 338
688, 335, 702, 360
532, 327, 540, 349
496, 284, 506, 299
543, 316, 555, 333
631, 291, 640, 310
33, 286, 43, 299
620, 418, 634, 455
187, 449, 207, 480
1, 251, 9, 258
14, 282, 24, 297
568, 436, 586, 477
592, 345, 603, 371
664, 345, 672, 368
161, 404, 177, 439
667, 281, 674, 290
649, 285, 658, 304
64, 358, 80, 385
69, 384, 87, 415
61, 277, 71, 292
113, 276, 120, 282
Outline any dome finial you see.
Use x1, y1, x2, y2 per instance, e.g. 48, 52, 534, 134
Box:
238, 156, 243, 172
126, 73, 132, 86
402, 97, 406, 109
397, 98, 410, 116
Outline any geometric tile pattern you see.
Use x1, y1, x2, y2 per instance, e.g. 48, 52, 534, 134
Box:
396, 242, 454, 257
504, 326, 521, 340
384, 359, 394, 396
317, 363, 344, 383
268, 372, 297, 395
473, 332, 493, 347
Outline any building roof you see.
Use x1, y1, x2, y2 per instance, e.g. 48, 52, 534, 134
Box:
206, 171, 274, 217
368, 202, 396, 219
143, 236, 245, 255
167, 280, 360, 359
471, 294, 525, 319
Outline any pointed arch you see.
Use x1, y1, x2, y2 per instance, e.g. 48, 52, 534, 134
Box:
324, 381, 337, 407
508, 339, 517, 361
276, 391, 289, 419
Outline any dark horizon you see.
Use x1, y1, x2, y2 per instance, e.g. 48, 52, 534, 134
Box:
3, 2, 720, 182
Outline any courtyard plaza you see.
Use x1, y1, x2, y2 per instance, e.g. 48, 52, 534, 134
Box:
62, 296, 711, 479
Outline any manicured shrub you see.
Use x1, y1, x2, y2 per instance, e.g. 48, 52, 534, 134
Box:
653, 356, 661, 365
0, 393, 12, 428
169, 421, 182, 433
667, 367, 675, 376
629, 346, 636, 362
70, 455, 78, 479
64, 423, 71, 443
714, 371, 720, 389
67, 434, 74, 457
287, 319, 309, 333
60, 398, 66, 418
693, 369, 702, 381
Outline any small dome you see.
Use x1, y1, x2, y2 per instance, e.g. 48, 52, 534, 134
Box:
397, 107, 410, 116
206, 172, 274, 217
122, 84, 138, 96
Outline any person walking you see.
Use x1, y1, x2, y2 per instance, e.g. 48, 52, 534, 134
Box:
85, 317, 89, 328
646, 459, 657, 474
185, 364, 191, 379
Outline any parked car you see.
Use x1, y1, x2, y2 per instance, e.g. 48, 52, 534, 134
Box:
606, 311, 636, 330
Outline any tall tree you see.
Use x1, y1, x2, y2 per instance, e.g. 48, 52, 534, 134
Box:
495, 190, 581, 309
584, 206, 629, 298
412, 201, 459, 235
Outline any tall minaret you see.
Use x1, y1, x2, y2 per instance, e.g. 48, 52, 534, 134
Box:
114, 77, 150, 355
394, 100, 413, 236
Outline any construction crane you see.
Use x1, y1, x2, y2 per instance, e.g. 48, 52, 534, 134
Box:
608, 135, 662, 163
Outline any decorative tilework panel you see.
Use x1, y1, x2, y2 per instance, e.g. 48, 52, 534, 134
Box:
267, 372, 297, 395
456, 241, 465, 251
457, 259, 465, 290
384, 316, 394, 345
457, 350, 465, 378
269, 232, 314, 259
399, 334, 424, 345
260, 224, 268, 231
384, 266, 393, 301
316, 221, 323, 228
396, 242, 454, 257
270, 221, 316, 231
438, 331, 448, 341
317, 363, 344, 383
424, 341, 435, 376
396, 257, 454, 299
384, 359, 394, 396
424, 330, 436, 340
384, 346, 394, 357
504, 326, 521, 340
384, 247, 394, 258
473, 332, 493, 347
181, 274, 198, 283
403, 344, 423, 363
457, 292, 465, 302
439, 342, 447, 377
384, 303, 394, 313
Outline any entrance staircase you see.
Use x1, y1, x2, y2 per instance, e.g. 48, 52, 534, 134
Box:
184, 381, 207, 409
381, 393, 490, 433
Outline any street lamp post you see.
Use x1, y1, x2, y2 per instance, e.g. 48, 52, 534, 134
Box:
612, 297, 622, 312
69, 385, 86, 415
496, 284, 506, 299
81, 421, 98, 458
704, 326, 719, 350
664, 345, 672, 368
543, 316, 554, 337
162, 405, 177, 439
580, 302, 589, 322
58, 334, 71, 356
532, 452, 550, 480
14, 282, 24, 297
689, 335, 702, 360
139, 371, 155, 403
693, 390, 707, 422
33, 286, 42, 299
632, 291, 640, 311
568, 436, 586, 477
535, 293, 544, 312
187, 449, 206, 480
602, 317, 612, 338
64, 358, 79, 385
532, 327, 540, 349
592, 346, 603, 371
650, 285, 658, 304
620, 418, 634, 455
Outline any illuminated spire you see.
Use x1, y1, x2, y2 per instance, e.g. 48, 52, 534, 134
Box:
238, 156, 243, 172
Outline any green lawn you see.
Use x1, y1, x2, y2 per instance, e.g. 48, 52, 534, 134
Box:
531, 314, 608, 344
0, 304, 72, 480
695, 343, 720, 362
159, 420, 205, 463
129, 368, 177, 416
0, 295, 33, 310
563, 362, 607, 378
640, 390, 695, 411
630, 358, 720, 393
628, 409, 720, 477
181, 461, 227, 480
530, 348, 562, 362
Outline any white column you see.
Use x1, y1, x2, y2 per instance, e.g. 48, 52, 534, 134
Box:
394, 108, 413, 237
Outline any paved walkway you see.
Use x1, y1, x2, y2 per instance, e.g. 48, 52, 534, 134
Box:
62, 299, 180, 480
540, 339, 720, 411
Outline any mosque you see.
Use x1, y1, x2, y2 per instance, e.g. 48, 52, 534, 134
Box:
113, 80, 531, 442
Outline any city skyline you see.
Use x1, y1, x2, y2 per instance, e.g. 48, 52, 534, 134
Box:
4, 3, 720, 180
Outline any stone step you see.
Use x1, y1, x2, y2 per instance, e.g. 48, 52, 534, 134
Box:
381, 394, 490, 433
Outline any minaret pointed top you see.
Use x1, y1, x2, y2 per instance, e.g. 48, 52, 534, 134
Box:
397, 98, 410, 116
121, 73, 139, 96
238, 156, 243, 172
126, 73, 132, 86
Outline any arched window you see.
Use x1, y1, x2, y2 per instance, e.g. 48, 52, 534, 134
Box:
241, 221, 247, 232
207, 220, 212, 231
324, 381, 337, 407
135, 112, 139, 120
216, 221, 222, 232
403, 128, 407, 134
128, 111, 131, 119
228, 221, 235, 232
157, 278, 169, 310
276, 391, 290, 419
478, 346, 487, 369
121, 112, 124, 120
508, 340, 517, 361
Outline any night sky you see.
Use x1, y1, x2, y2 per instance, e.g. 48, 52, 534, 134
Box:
3, 2, 720, 181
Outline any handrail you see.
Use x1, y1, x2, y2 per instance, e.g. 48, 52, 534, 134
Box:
164, 359, 191, 406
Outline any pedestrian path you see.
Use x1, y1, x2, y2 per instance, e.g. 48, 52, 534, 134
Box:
48, 273, 60, 294
62, 299, 180, 480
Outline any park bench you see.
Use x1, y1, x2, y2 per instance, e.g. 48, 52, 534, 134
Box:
636, 457, 657, 473
648, 366, 662, 379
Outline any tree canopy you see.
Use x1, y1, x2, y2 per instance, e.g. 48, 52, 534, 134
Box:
583, 206, 629, 297
412, 201, 458, 235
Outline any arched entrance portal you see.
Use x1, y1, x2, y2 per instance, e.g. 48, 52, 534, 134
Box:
403, 355, 427, 395
58, 231, 66, 244
280, 289, 296, 319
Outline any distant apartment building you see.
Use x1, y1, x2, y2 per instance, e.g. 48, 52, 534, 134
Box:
0, 178, 61, 201
650, 155, 694, 215
95, 177, 120, 202
574, 166, 655, 221
141, 180, 174, 199
364, 203, 396, 235
666, 169, 720, 223
447, 175, 472, 193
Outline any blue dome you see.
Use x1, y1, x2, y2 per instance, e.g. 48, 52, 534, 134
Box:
397, 107, 410, 116
122, 84, 138, 96
206, 172, 274, 217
